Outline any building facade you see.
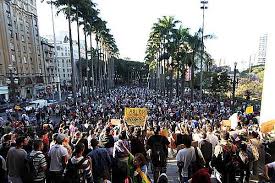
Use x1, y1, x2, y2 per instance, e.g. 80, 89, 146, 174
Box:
0, 0, 45, 100
55, 36, 82, 88
257, 33, 268, 65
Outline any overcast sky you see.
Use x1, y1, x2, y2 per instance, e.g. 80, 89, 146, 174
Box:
37, 0, 275, 70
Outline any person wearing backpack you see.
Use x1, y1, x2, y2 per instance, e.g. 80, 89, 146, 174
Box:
198, 132, 212, 168
213, 131, 238, 183
147, 126, 170, 183
176, 134, 205, 183
28, 139, 47, 183
6, 136, 27, 183
64, 143, 93, 183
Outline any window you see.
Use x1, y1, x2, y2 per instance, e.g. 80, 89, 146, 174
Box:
23, 57, 27, 64
20, 23, 23, 31
63, 74, 65, 77
61, 53, 63, 56
57, 46, 60, 50
63, 69, 65, 72
10, 42, 15, 50
11, 54, 15, 62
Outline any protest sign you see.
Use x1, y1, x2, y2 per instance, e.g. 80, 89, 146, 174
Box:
124, 108, 147, 126
245, 106, 253, 114
261, 120, 275, 133
111, 119, 121, 126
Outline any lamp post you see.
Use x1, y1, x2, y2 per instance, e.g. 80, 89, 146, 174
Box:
6, 65, 18, 104
87, 67, 90, 98
232, 62, 237, 112
200, 0, 208, 98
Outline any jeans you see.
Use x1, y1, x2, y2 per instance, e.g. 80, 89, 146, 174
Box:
48, 171, 63, 183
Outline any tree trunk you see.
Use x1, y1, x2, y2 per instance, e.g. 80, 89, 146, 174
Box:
190, 53, 195, 102
176, 60, 179, 97
181, 66, 185, 100
84, 28, 89, 98
76, 6, 83, 100
67, 0, 76, 104
89, 33, 94, 95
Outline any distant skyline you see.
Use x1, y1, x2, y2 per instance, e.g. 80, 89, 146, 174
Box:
37, 0, 275, 70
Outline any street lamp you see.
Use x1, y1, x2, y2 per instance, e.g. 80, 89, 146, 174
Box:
6, 65, 18, 104
200, 0, 208, 98
232, 62, 237, 112
87, 67, 90, 98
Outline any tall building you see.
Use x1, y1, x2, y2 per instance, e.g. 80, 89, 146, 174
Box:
257, 33, 268, 65
0, 0, 45, 100
55, 35, 81, 88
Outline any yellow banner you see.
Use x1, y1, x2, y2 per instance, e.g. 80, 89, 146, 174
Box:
124, 108, 147, 126
111, 119, 121, 126
246, 106, 253, 114
261, 120, 275, 133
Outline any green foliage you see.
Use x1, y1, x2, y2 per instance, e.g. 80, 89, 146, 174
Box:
114, 59, 148, 84
237, 65, 264, 100
209, 71, 231, 94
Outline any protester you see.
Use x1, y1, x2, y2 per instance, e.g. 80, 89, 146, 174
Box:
29, 139, 47, 183
147, 126, 170, 183
88, 139, 112, 183
0, 86, 267, 183
48, 133, 68, 183
6, 136, 27, 183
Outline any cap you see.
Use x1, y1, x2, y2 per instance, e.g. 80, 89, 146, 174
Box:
56, 133, 65, 144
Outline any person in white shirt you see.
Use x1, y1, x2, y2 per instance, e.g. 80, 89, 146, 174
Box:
48, 134, 68, 183
176, 134, 205, 183
206, 126, 219, 153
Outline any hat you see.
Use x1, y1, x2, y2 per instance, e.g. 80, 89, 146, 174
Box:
56, 134, 65, 144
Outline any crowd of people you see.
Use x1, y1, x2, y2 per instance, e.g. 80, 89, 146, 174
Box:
0, 86, 274, 183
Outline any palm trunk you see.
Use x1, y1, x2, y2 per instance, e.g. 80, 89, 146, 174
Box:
84, 28, 89, 98
67, 0, 76, 104
176, 60, 179, 97
76, 6, 83, 99
181, 65, 185, 100
89, 33, 94, 95
190, 53, 195, 102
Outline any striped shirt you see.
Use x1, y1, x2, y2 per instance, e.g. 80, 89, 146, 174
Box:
65, 156, 92, 183
29, 150, 47, 181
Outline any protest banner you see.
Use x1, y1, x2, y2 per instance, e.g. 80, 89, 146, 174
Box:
111, 119, 121, 126
245, 106, 253, 114
124, 108, 147, 126
260, 120, 275, 133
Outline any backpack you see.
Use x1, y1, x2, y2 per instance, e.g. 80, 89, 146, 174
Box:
64, 158, 86, 183
22, 152, 43, 183
212, 144, 239, 173
189, 147, 205, 176
199, 140, 212, 162
247, 143, 259, 161
151, 137, 167, 167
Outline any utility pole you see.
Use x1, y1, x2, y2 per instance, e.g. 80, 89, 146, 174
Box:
232, 62, 237, 112
50, 1, 61, 101
200, 0, 208, 98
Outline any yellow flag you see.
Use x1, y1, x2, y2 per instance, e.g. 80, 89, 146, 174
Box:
245, 106, 253, 114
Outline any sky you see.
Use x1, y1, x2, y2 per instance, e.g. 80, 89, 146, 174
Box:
37, 0, 275, 70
